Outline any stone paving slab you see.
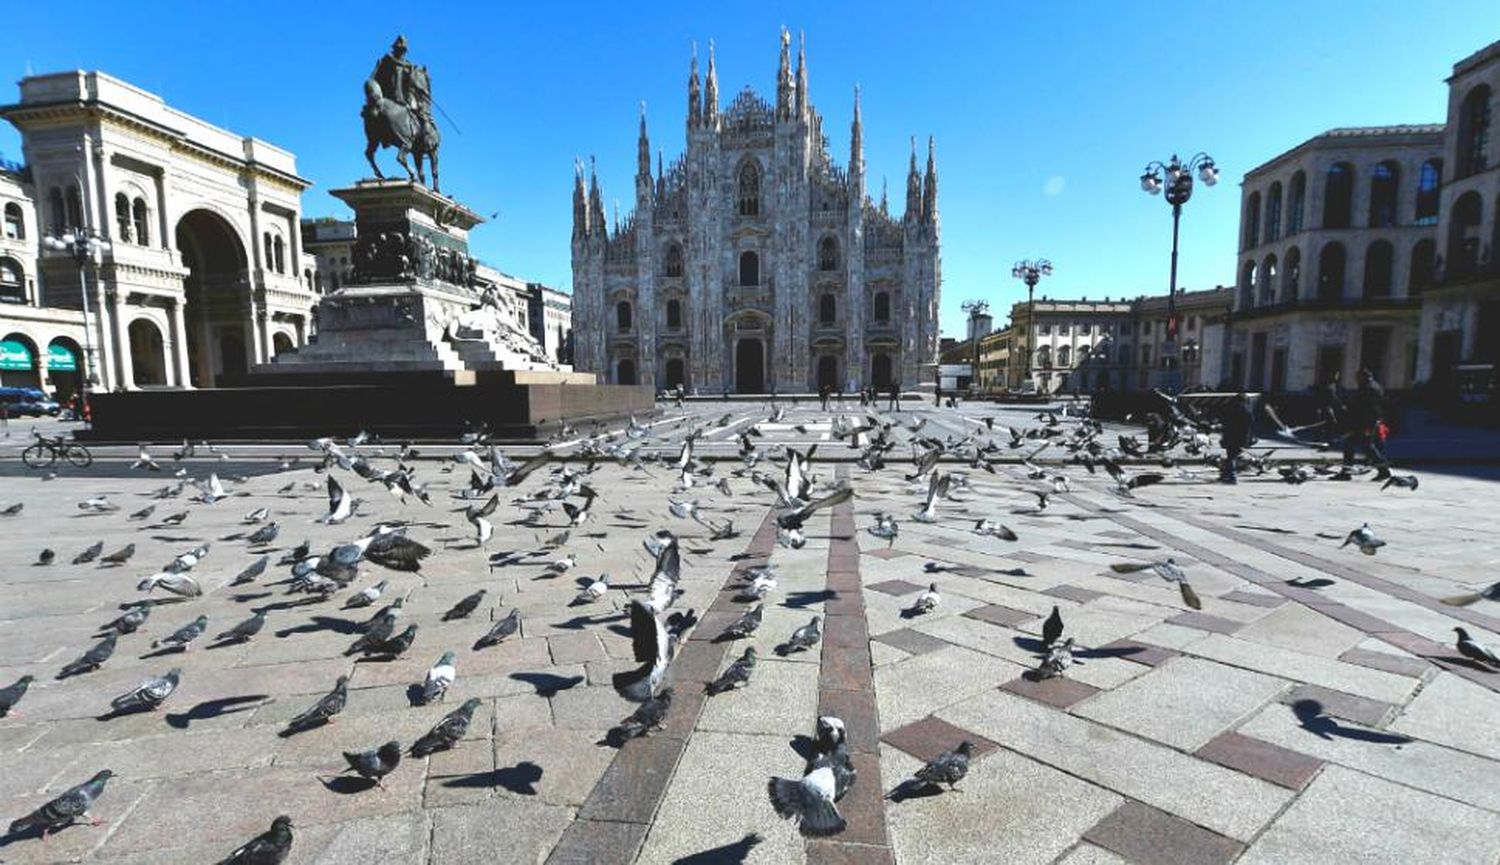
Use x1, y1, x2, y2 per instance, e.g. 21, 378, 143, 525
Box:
1072, 657, 1287, 751
1083, 800, 1245, 865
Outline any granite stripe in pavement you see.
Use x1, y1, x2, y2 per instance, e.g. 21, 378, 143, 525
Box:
1083, 800, 1245, 865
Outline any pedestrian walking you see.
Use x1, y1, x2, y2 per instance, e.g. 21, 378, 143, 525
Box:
819, 385, 831, 412
888, 381, 901, 412
1318, 370, 1345, 444
1342, 368, 1388, 469
1219, 392, 1255, 484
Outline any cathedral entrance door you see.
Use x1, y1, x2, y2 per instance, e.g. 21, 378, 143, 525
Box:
736, 339, 765, 394
872, 353, 893, 389
817, 355, 838, 392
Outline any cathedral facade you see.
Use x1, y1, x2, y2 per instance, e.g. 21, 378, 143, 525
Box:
571, 31, 941, 393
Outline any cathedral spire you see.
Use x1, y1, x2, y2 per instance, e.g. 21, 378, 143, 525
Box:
923, 136, 939, 225
905, 136, 922, 223
572, 157, 587, 238
687, 43, 701, 128
880, 176, 889, 216
776, 27, 793, 121
637, 102, 651, 179
704, 40, 719, 124
795, 30, 809, 122
849, 84, 864, 178
588, 155, 607, 237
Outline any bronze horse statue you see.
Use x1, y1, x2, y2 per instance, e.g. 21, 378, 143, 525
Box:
363, 65, 441, 192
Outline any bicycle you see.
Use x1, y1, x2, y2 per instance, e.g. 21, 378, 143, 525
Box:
21, 431, 93, 468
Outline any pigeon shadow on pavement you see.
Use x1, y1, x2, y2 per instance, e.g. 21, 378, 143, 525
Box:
1286, 578, 1336, 589
1076, 645, 1145, 661
320, 775, 379, 795
884, 779, 945, 803
670, 833, 764, 865
1436, 655, 1499, 674
1291, 700, 1412, 745
509, 672, 584, 698
166, 695, 267, 729
553, 613, 626, 631
275, 616, 361, 638
138, 645, 189, 661
782, 590, 835, 610
1012, 636, 1046, 654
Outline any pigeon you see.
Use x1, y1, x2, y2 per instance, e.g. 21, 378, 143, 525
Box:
78, 496, 120, 513
285, 675, 348, 731
1030, 490, 1050, 511
411, 697, 484, 757
342, 741, 401, 789
321, 475, 353, 525
464, 493, 498, 545
776, 616, 822, 656
344, 579, 389, 609
166, 542, 211, 572
613, 599, 671, 703
247, 522, 280, 546
1, 502, 22, 516
1454, 627, 1500, 669
776, 487, 854, 549
98, 543, 136, 566
102, 604, 151, 635
913, 472, 951, 523
972, 519, 1018, 541
110, 668, 181, 712
706, 647, 757, 695
1381, 474, 1419, 491
1035, 638, 1075, 679
738, 570, 778, 601
58, 634, 117, 679
1041, 606, 1064, 648
1109, 558, 1201, 609
152, 615, 208, 651
868, 513, 899, 547
546, 553, 577, 575
442, 590, 486, 621
893, 741, 974, 794
37, 548, 54, 566
421, 651, 456, 703
909, 583, 941, 615
138, 572, 203, 598
572, 574, 609, 606
215, 611, 267, 644
217, 815, 294, 864
480, 605, 528, 647
73, 541, 105, 564
815, 716, 847, 754
232, 555, 270, 586
193, 473, 229, 504
720, 604, 763, 640
0, 675, 34, 716
346, 612, 400, 656
614, 687, 674, 740
767, 746, 851, 837
159, 510, 189, 526
7, 769, 114, 838
1441, 581, 1500, 608
369, 624, 418, 658
1340, 523, 1386, 555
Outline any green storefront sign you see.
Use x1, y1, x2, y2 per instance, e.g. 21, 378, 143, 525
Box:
0, 339, 32, 371
47, 344, 78, 371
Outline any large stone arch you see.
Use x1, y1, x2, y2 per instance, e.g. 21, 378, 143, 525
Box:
176, 208, 251, 387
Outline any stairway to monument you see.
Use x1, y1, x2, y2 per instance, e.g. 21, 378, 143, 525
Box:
446, 327, 554, 372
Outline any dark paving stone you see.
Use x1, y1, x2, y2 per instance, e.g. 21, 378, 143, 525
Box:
824, 590, 866, 617
824, 613, 870, 649
862, 548, 910, 560
1220, 590, 1285, 609
545, 818, 648, 865
880, 715, 1000, 765
667, 640, 729, 685
1281, 683, 1399, 728
962, 604, 1035, 628
1339, 647, 1433, 679
1195, 731, 1325, 791
925, 536, 967, 548
820, 640, 874, 692
870, 628, 951, 657
1098, 530, 1138, 540
1306, 601, 1393, 633
1001, 675, 1100, 709
1084, 800, 1244, 865
1042, 585, 1103, 604
806, 841, 896, 865
1091, 639, 1179, 668
577, 734, 685, 824
832, 749, 889, 847
866, 579, 925, 596
1008, 550, 1055, 564
1165, 611, 1244, 635
818, 688, 881, 753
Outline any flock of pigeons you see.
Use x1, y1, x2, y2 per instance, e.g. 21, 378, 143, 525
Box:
0, 392, 1492, 859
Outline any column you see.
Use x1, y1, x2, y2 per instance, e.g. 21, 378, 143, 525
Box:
111, 294, 135, 390
170, 299, 192, 389
89, 274, 115, 391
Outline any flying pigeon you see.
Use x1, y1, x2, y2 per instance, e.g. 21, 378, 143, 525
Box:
411, 697, 483, 757
706, 647, 757, 695
1381, 474, 1419, 492
321, 475, 353, 525
215, 611, 267, 644
442, 590, 487, 621
913, 472, 951, 523
7, 769, 114, 838
613, 599, 671, 703
776, 616, 822, 656
1340, 523, 1386, 555
476, 608, 521, 649
1041, 606, 1064, 648
0, 675, 34, 716
58, 634, 117, 679
217, 815, 294, 864
285, 675, 348, 731
152, 615, 209, 651
1454, 627, 1500, 669
776, 487, 854, 549
110, 668, 181, 712
767, 744, 852, 837
421, 651, 456, 704
1109, 558, 1202, 609
342, 741, 401, 789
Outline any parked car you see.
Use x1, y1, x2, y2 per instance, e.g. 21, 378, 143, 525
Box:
0, 387, 58, 417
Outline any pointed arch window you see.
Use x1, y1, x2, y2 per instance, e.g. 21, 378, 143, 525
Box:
818, 236, 839, 271
1265, 182, 1283, 242
818, 293, 836, 325
48, 188, 65, 234
1457, 85, 1492, 178
873, 291, 890, 324
1288, 171, 1306, 234
616, 300, 633, 332
663, 243, 683, 278
132, 197, 150, 246
115, 193, 133, 242
1323, 163, 1354, 229
666, 298, 682, 329
738, 251, 759, 287
2, 203, 22, 240
737, 159, 761, 216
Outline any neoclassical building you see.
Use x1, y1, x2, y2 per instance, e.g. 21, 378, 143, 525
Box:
0, 71, 319, 395
571, 31, 942, 393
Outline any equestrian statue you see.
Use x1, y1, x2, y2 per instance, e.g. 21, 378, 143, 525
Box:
362, 35, 442, 192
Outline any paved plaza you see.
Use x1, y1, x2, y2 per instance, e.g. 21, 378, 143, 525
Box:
1, 400, 1499, 863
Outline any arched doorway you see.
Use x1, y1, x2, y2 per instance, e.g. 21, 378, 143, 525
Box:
736, 339, 765, 393
128, 319, 167, 387
46, 338, 82, 399
0, 333, 40, 389
817, 355, 838, 392
272, 332, 294, 357
617, 358, 637, 385
664, 357, 685, 390
871, 353, 893, 389
176, 210, 250, 387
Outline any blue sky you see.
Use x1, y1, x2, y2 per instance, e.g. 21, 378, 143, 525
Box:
4, 1, 1498, 336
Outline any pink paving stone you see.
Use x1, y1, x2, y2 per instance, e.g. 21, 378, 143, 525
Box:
1091, 639, 1179, 667
961, 604, 1036, 628
1195, 731, 1325, 791
1083, 800, 1245, 865
880, 715, 1001, 765
1042, 584, 1104, 604
1281, 683, 1400, 727
1339, 647, 1433, 679
870, 627, 951, 656
1165, 611, 1244, 635
1000, 674, 1101, 709
865, 579, 926, 596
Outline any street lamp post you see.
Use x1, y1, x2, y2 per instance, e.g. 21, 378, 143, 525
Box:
43, 226, 110, 419
1139, 152, 1219, 393
1010, 259, 1052, 393
960, 299, 989, 397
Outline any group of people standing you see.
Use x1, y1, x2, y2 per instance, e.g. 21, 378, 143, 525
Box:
1218, 368, 1390, 484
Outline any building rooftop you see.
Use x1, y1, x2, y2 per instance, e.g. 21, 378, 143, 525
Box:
1451, 37, 1500, 79
1243, 124, 1446, 179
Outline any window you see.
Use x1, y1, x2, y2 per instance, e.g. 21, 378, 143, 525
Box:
304, 268, 314, 290
0, 256, 23, 303
1037, 345, 1052, 368
1058, 323, 1070, 335
2, 203, 22, 240
1323, 163, 1354, 229
1288, 171, 1306, 234
1409, 239, 1436, 292
263, 232, 273, 269
1368, 162, 1399, 228
663, 243, 683, 278
738, 250, 759, 286
1144, 320, 1154, 335
132, 198, 150, 246
873, 291, 890, 323
115, 193, 132, 242
1318, 242, 1346, 301
1457, 85, 1492, 178
1363, 241, 1393, 298
817, 237, 839, 271
65, 186, 82, 229
1415, 160, 1441, 225
48, 188, 65, 234
1079, 323, 1091, 335
1118, 345, 1131, 365
1057, 345, 1071, 367
1141, 345, 1152, 365
273, 236, 286, 274
1187, 316, 1198, 331
1039, 323, 1051, 336
1261, 255, 1278, 305
616, 300, 633, 332
737, 159, 761, 216
666, 298, 682, 329
1244, 191, 1261, 249
818, 293, 835, 325
1447, 192, 1483, 279
1283, 246, 1301, 302
1265, 182, 1283, 242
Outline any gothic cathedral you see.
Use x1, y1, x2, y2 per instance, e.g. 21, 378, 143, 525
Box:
570, 30, 941, 393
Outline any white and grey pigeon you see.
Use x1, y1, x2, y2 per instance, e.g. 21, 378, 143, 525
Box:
1454, 627, 1500, 669
111, 668, 181, 712
345, 579, 389, 609
131, 445, 161, 471
972, 519, 1018, 541
243, 506, 270, 524
913, 472, 951, 524
613, 598, 671, 703
320, 475, 354, 525
571, 574, 609, 606
1035, 637, 1075, 679
137, 572, 203, 598
421, 651, 456, 703
1341, 523, 1386, 555
910, 583, 941, 615
1109, 558, 1202, 609
868, 513, 899, 547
